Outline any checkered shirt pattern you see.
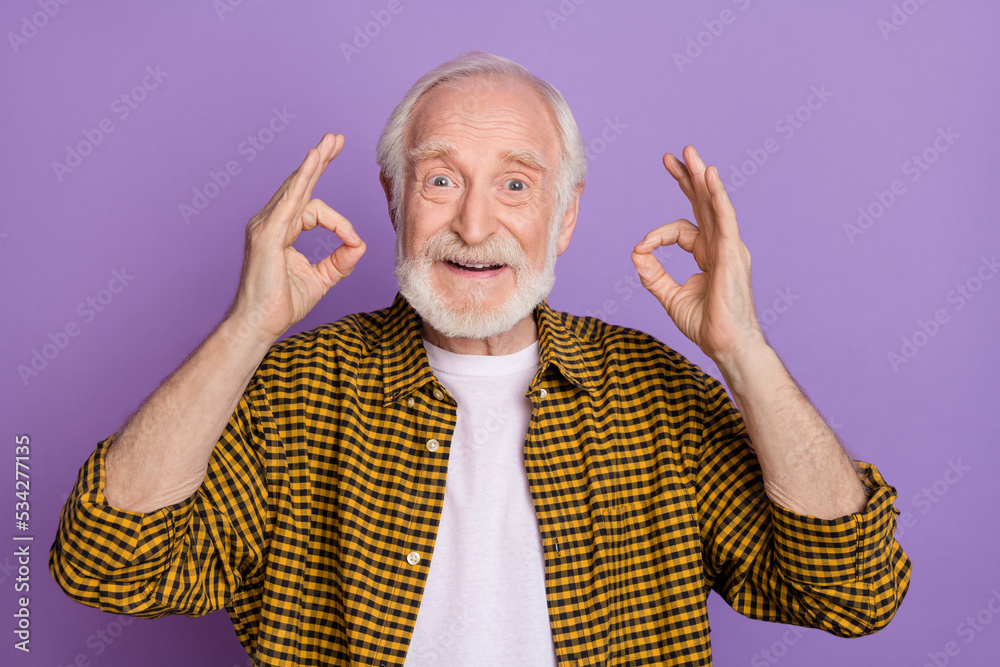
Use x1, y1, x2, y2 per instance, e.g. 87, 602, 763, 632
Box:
50, 292, 911, 666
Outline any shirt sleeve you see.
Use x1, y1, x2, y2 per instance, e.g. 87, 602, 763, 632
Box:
693, 371, 912, 637
48, 381, 273, 619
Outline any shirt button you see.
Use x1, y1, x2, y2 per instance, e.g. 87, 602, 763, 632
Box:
425, 439, 440, 452
433, 388, 444, 400
406, 551, 421, 565
538, 388, 548, 398
406, 397, 414, 408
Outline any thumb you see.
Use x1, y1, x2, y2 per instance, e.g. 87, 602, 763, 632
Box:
631, 248, 680, 306
316, 238, 367, 287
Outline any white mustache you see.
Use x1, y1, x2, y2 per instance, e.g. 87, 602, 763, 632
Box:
424, 231, 528, 271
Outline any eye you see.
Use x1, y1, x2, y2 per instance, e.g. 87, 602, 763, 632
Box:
429, 175, 453, 187
504, 179, 526, 192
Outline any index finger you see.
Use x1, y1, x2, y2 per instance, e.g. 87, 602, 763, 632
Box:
662, 148, 715, 241
680, 145, 718, 238
262, 134, 343, 224
663, 152, 696, 203
299, 133, 345, 212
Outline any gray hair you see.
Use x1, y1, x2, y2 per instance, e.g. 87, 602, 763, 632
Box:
375, 50, 587, 227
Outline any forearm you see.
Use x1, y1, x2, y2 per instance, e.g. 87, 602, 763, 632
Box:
715, 343, 868, 520
104, 318, 274, 512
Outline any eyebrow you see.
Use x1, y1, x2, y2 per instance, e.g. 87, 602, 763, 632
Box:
408, 140, 457, 163
407, 141, 550, 173
500, 147, 550, 173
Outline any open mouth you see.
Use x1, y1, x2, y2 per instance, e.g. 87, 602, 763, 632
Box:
446, 259, 505, 272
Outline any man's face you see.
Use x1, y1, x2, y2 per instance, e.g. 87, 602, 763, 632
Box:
392, 76, 578, 340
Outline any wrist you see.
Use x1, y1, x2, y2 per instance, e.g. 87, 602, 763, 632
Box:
711, 332, 771, 373
713, 339, 780, 396
216, 314, 280, 356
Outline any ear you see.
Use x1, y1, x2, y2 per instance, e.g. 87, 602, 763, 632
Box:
555, 182, 585, 256
379, 170, 397, 231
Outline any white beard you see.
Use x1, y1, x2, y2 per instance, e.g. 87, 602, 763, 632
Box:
395, 216, 561, 340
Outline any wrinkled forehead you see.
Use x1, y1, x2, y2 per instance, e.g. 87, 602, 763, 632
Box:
405, 76, 561, 167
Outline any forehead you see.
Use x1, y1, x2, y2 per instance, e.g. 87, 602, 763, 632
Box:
406, 76, 561, 164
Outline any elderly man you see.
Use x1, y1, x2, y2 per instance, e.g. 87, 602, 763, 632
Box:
50, 52, 910, 666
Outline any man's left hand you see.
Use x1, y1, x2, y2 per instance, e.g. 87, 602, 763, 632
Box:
631, 145, 766, 364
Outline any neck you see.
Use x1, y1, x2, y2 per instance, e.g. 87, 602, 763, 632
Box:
421, 314, 538, 355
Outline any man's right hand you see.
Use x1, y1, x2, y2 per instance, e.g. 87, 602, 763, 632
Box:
101, 134, 366, 512
226, 133, 366, 345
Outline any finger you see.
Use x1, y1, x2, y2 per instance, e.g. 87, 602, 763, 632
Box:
662, 153, 697, 204
630, 245, 681, 304
681, 145, 716, 238
665, 149, 714, 242
250, 149, 322, 250
277, 135, 346, 247
316, 236, 367, 285
633, 219, 700, 256
263, 134, 328, 217
300, 199, 366, 284
683, 144, 708, 180
706, 165, 741, 240
281, 134, 341, 242
300, 198, 363, 246
299, 134, 345, 214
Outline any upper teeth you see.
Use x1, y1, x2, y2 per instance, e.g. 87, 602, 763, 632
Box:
454, 260, 493, 268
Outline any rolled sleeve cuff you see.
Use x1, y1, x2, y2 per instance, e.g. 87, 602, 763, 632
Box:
769, 461, 901, 587
53, 434, 198, 580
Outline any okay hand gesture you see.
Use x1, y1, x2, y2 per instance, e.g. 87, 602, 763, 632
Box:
631, 146, 766, 364
227, 134, 366, 344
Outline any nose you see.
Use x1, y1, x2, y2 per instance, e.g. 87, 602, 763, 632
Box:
452, 179, 500, 247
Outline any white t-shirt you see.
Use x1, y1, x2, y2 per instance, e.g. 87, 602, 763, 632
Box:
402, 339, 557, 666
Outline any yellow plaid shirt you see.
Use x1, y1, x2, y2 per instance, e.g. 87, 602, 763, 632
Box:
50, 292, 911, 666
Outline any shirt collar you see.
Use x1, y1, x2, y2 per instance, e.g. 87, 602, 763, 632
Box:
378, 291, 603, 404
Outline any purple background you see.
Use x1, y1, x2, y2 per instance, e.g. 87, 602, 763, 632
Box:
2, 1, 998, 665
